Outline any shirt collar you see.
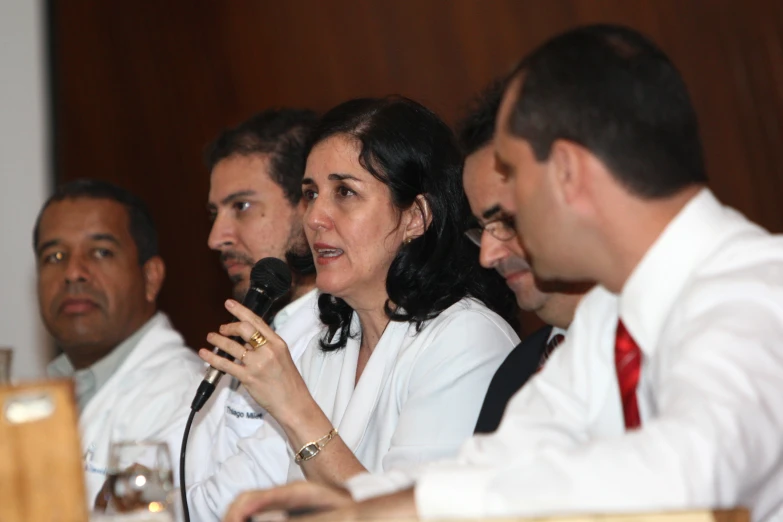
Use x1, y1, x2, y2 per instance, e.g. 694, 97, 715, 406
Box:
46, 313, 160, 411
618, 188, 739, 356
47, 350, 75, 378
271, 288, 318, 331
91, 313, 158, 390
547, 326, 568, 343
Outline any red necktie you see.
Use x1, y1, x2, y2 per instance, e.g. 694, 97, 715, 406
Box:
539, 333, 564, 370
615, 320, 642, 429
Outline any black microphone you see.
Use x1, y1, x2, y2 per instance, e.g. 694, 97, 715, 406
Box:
190, 257, 292, 412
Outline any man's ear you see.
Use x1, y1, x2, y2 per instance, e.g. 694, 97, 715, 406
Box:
403, 194, 433, 242
142, 256, 166, 303
548, 139, 588, 206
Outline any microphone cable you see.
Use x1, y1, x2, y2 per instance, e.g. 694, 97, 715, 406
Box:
180, 408, 197, 522
179, 258, 291, 522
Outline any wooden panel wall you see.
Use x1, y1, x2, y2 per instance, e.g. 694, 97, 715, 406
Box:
50, 0, 783, 347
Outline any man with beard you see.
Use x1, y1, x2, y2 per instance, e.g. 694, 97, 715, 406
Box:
457, 82, 591, 434
185, 109, 325, 521
206, 108, 319, 329
37, 179, 203, 505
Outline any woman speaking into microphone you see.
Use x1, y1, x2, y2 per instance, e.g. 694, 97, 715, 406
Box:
195, 96, 519, 514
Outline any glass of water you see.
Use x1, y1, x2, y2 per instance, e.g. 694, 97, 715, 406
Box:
106, 440, 174, 515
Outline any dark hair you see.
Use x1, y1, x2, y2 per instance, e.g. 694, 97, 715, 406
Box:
206, 108, 318, 205
456, 78, 507, 156
309, 96, 518, 351
33, 179, 159, 264
507, 24, 707, 198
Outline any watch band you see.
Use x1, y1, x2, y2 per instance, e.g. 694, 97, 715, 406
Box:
294, 428, 339, 464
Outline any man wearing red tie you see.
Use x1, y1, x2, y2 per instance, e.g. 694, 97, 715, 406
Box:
224, 24, 783, 522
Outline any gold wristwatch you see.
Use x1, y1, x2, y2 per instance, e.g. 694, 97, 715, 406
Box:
294, 428, 339, 463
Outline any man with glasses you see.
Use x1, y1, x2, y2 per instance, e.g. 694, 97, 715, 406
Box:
459, 81, 591, 434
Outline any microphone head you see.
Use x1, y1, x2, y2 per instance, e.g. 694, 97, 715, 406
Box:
250, 257, 292, 300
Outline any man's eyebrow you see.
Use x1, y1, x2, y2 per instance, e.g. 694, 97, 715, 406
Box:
219, 190, 256, 206
36, 238, 60, 255
36, 233, 121, 256
90, 233, 121, 246
482, 204, 503, 220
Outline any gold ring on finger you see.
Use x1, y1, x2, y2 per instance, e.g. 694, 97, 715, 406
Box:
240, 348, 249, 364
248, 330, 268, 350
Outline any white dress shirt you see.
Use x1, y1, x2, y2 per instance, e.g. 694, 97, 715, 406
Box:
354, 190, 783, 521
271, 288, 319, 332
189, 294, 516, 521
287, 297, 518, 484
345, 324, 566, 502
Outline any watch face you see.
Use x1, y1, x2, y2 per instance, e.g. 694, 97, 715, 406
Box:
300, 443, 319, 460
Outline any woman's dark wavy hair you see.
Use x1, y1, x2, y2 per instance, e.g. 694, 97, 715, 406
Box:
309, 96, 518, 351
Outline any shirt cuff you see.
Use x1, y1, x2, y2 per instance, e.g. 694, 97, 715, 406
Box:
414, 462, 496, 518
345, 469, 418, 502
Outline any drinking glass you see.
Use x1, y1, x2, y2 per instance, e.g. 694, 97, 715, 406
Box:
106, 440, 174, 516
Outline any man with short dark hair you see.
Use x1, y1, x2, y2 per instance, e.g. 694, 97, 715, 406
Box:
223, 25, 783, 522
457, 81, 591, 434
37, 179, 202, 504
186, 109, 325, 521
207, 108, 317, 310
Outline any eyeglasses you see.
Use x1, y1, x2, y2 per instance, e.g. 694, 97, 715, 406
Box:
464, 215, 517, 247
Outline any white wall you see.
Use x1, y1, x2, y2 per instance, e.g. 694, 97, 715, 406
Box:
0, 0, 52, 379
